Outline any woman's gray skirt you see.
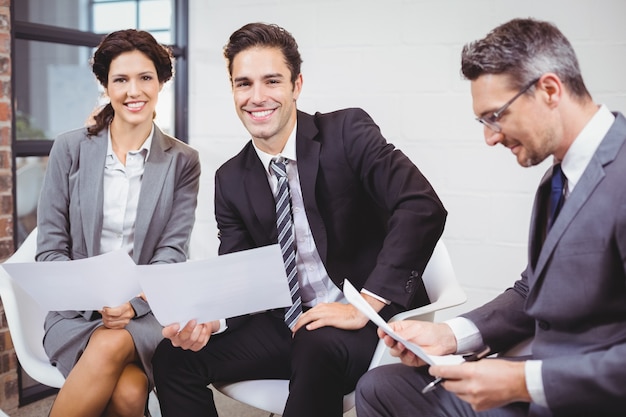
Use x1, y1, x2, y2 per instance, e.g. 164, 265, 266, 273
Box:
43, 310, 164, 390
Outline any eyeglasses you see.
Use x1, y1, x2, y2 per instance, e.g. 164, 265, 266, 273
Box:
476, 78, 540, 133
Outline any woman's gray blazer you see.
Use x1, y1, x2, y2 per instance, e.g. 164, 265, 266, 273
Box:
35, 124, 200, 386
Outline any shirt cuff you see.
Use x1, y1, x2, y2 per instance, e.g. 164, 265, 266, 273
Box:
444, 317, 484, 354
525, 360, 547, 407
212, 319, 227, 335
360, 288, 391, 305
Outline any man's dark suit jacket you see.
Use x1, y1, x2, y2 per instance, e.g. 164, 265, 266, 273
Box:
214, 108, 446, 325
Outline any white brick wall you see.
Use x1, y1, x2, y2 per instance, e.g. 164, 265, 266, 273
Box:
187, 0, 626, 320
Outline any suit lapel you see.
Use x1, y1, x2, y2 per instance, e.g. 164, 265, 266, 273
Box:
528, 113, 626, 294
134, 126, 172, 262
240, 112, 326, 253
79, 130, 107, 256
242, 144, 279, 242
531, 159, 605, 282
295, 111, 327, 262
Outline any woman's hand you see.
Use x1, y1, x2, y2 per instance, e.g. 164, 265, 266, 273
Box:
99, 302, 135, 329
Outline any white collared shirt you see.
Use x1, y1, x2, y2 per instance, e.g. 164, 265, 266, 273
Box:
446, 105, 615, 408
560, 105, 614, 196
252, 125, 345, 307
100, 126, 153, 257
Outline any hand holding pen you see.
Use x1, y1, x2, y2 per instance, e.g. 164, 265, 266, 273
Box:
422, 345, 491, 394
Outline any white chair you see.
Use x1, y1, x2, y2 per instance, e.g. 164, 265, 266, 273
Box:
213, 238, 466, 416
0, 228, 162, 416
0, 227, 66, 390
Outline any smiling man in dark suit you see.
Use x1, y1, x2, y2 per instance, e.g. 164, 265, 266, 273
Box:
151, 22, 446, 417
356, 17, 626, 417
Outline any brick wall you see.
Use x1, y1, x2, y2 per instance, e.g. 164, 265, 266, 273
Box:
0, 0, 17, 412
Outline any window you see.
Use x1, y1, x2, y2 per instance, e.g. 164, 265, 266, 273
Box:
12, 0, 188, 404
14, 0, 188, 150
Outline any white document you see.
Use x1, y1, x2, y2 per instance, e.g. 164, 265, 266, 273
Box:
343, 280, 464, 366
2, 249, 141, 311
135, 244, 292, 327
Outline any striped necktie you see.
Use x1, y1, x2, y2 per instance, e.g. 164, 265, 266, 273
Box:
270, 158, 303, 329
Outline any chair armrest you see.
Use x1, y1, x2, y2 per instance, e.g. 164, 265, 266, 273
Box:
390, 286, 467, 323
368, 284, 466, 370
0, 268, 65, 388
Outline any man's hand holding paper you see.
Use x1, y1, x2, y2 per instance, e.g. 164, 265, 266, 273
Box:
343, 279, 463, 366
378, 320, 460, 368
162, 319, 219, 352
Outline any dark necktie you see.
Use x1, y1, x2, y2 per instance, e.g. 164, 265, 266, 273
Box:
270, 159, 303, 329
548, 163, 566, 229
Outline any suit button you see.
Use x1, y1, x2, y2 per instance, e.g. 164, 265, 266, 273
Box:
538, 320, 550, 330
410, 270, 419, 278
405, 278, 415, 293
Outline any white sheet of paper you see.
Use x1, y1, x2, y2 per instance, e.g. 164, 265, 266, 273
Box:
135, 244, 292, 327
2, 250, 141, 311
343, 280, 464, 365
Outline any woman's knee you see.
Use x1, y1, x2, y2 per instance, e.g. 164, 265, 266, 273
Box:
107, 364, 149, 416
84, 328, 136, 364
87, 327, 135, 354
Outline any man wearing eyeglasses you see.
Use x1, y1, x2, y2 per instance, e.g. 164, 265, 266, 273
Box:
356, 17, 626, 417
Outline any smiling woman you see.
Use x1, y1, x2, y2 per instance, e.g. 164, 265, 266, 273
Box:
88, 30, 173, 162
36, 29, 200, 417
105, 50, 163, 129
11, 1, 189, 407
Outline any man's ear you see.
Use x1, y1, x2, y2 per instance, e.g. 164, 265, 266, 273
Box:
538, 73, 563, 107
292, 73, 303, 101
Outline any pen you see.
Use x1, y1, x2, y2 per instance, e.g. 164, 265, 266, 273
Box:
421, 345, 491, 394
